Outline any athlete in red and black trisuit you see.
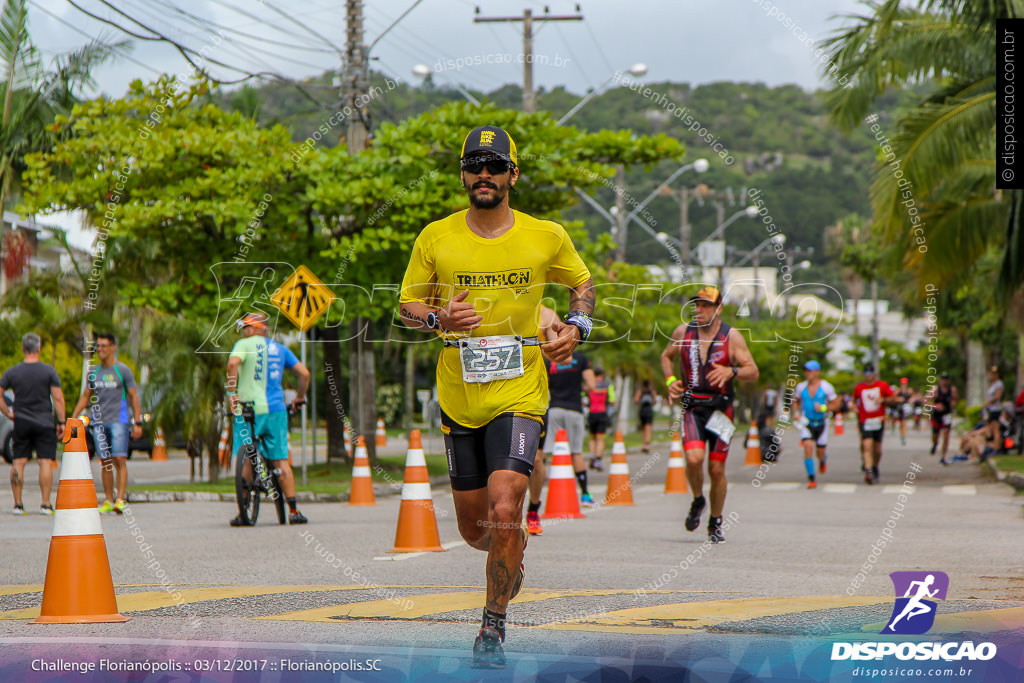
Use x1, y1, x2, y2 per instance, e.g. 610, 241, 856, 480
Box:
661, 286, 757, 543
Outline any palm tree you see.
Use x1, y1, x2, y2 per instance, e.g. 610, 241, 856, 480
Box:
0, 0, 126, 292
822, 0, 1021, 295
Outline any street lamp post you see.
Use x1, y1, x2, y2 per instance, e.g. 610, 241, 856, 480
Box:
556, 63, 648, 126
733, 233, 785, 320
411, 64, 481, 105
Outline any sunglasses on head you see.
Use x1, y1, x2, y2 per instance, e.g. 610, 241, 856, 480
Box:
460, 155, 512, 175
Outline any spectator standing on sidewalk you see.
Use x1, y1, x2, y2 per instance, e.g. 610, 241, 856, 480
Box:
0, 333, 65, 515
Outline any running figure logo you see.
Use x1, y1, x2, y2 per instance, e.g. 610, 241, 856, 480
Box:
881, 571, 949, 634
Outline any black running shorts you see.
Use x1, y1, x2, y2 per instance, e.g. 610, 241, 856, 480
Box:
441, 410, 542, 491
12, 419, 57, 461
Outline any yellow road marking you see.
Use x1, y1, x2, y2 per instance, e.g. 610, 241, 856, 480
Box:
0, 585, 360, 620
862, 604, 1024, 634
259, 588, 693, 622
0, 585, 43, 596
536, 595, 892, 633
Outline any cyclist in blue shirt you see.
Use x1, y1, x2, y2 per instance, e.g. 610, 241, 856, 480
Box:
226, 312, 310, 526
792, 360, 840, 489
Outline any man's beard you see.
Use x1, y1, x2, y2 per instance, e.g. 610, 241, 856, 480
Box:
465, 179, 506, 209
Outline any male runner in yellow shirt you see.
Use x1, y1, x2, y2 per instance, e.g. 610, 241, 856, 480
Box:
400, 125, 595, 668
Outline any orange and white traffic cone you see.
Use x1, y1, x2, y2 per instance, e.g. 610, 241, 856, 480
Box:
151, 427, 167, 461
344, 426, 352, 455
375, 418, 387, 448
834, 412, 845, 436
349, 436, 376, 506
542, 429, 585, 519
744, 424, 761, 466
217, 424, 230, 468
605, 431, 634, 506
390, 430, 444, 553
33, 418, 129, 623
664, 431, 689, 494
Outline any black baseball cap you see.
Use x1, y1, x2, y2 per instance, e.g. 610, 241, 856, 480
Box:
461, 126, 518, 166
863, 362, 876, 374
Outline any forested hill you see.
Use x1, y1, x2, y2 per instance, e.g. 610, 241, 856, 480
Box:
213, 72, 906, 290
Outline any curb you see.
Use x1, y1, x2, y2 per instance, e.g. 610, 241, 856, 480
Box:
127, 474, 451, 504
984, 459, 1024, 492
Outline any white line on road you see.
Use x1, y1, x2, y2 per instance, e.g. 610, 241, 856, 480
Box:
940, 485, 977, 496
822, 484, 857, 494
758, 483, 801, 491
373, 540, 466, 561
881, 485, 904, 494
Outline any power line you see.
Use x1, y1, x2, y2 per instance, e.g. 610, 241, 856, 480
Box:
582, 16, 616, 76
369, 0, 427, 49
245, 0, 345, 60
149, 0, 336, 54
29, 0, 162, 77
554, 22, 594, 92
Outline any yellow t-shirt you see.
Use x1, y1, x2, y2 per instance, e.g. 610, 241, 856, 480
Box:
400, 209, 591, 428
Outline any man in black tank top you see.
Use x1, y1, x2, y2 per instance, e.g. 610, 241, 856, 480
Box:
925, 373, 959, 464
661, 286, 758, 544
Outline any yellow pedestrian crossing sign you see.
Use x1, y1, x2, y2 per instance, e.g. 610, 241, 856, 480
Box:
271, 265, 334, 331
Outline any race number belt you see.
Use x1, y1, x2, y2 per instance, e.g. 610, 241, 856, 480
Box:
444, 335, 539, 384
862, 417, 883, 431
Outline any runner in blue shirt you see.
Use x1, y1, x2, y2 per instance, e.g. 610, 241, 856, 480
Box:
792, 360, 840, 489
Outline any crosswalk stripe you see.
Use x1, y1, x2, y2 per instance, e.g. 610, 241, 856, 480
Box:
759, 483, 801, 491
373, 540, 466, 561
823, 483, 857, 494
881, 485, 904, 494
941, 485, 977, 496
257, 588, 657, 622
535, 596, 891, 633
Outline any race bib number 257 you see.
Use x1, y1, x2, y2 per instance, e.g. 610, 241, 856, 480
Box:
458, 336, 525, 384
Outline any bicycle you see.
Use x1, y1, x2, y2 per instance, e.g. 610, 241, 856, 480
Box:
234, 401, 287, 526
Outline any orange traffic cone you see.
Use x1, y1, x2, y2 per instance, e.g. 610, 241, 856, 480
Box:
151, 426, 167, 461
542, 429, 585, 519
217, 424, 230, 468
344, 425, 352, 455
834, 412, 845, 436
33, 418, 129, 624
376, 418, 387, 448
664, 431, 689, 494
744, 424, 761, 466
390, 430, 444, 553
349, 436, 376, 506
605, 431, 634, 506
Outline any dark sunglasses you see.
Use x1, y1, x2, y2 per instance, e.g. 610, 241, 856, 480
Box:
460, 155, 512, 175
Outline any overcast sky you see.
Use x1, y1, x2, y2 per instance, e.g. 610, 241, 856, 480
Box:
30, 0, 866, 246
33, 0, 866, 97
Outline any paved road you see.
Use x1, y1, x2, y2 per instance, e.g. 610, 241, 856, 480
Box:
0, 423, 1020, 679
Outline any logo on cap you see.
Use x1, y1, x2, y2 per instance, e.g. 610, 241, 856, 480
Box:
479, 130, 495, 146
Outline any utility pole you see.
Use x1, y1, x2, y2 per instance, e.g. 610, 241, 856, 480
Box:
613, 165, 627, 262
344, 0, 378, 460
474, 6, 583, 113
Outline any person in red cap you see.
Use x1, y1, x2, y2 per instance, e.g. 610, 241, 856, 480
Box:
661, 285, 758, 544
399, 125, 595, 668
854, 362, 896, 483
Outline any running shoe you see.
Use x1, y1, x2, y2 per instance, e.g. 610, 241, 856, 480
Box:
707, 516, 726, 544
807, 480, 818, 489
684, 496, 706, 532
580, 493, 594, 508
472, 626, 506, 668
871, 466, 879, 480
114, 499, 127, 514
939, 456, 949, 466
289, 511, 308, 525
229, 515, 251, 527
526, 510, 543, 536
11, 505, 25, 516
930, 442, 937, 455
590, 457, 603, 472
819, 460, 827, 474
901, 437, 906, 446
98, 500, 115, 514
864, 470, 874, 485
39, 504, 54, 515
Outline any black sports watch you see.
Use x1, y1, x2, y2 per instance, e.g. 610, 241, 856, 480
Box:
426, 310, 441, 330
